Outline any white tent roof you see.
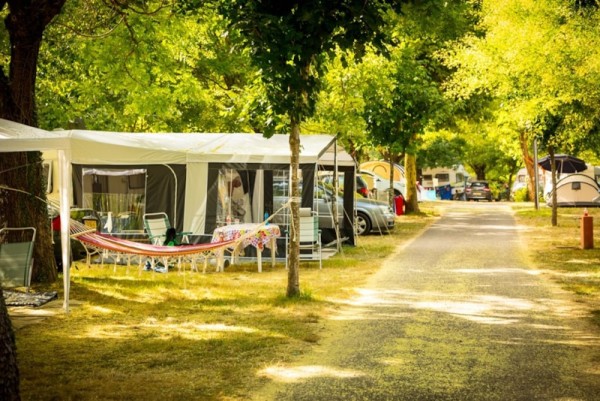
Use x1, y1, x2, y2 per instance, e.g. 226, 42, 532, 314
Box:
0, 118, 356, 313
0, 119, 355, 166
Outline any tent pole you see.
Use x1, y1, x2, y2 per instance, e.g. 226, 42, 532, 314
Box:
58, 149, 72, 313
162, 164, 178, 227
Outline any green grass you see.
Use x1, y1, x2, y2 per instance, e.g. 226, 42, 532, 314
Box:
13, 202, 600, 400
513, 203, 600, 321
14, 211, 436, 401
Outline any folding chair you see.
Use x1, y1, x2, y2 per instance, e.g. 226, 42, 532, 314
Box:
298, 208, 322, 269
0, 227, 37, 290
143, 213, 193, 272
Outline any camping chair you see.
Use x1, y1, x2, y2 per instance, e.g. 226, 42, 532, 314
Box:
143, 213, 193, 272
143, 213, 192, 245
0, 227, 36, 290
298, 208, 322, 269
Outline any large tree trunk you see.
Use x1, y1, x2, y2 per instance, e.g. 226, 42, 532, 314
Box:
404, 153, 420, 214
518, 129, 537, 202
287, 119, 301, 297
1, 2, 65, 279
0, 293, 19, 401
0, 2, 66, 399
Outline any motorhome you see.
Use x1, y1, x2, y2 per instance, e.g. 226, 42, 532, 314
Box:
420, 165, 469, 200
360, 160, 405, 182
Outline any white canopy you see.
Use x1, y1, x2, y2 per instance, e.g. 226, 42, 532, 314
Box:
0, 118, 355, 312
0, 119, 354, 166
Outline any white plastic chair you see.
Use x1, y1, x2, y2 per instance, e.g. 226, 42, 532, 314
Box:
0, 227, 36, 290
298, 208, 322, 269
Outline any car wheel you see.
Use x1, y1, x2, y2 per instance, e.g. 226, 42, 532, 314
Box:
356, 212, 372, 236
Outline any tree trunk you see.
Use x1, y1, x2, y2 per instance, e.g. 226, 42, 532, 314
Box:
550, 147, 558, 226
287, 119, 301, 297
0, 2, 66, 399
387, 157, 394, 208
404, 153, 420, 214
0, 153, 58, 283
0, 291, 20, 401
519, 129, 536, 201
472, 164, 487, 180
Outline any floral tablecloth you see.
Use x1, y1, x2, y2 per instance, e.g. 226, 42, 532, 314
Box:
211, 223, 280, 251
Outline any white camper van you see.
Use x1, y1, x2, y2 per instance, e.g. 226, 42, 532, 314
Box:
420, 165, 469, 200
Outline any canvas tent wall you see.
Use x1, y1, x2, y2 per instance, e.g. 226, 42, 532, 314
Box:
543, 166, 600, 207
40, 130, 355, 240
360, 160, 405, 182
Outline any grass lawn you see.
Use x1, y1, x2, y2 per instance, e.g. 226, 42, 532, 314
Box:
13, 211, 436, 401
512, 203, 600, 325
12, 202, 600, 400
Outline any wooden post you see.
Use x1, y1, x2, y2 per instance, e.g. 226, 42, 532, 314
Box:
581, 211, 594, 249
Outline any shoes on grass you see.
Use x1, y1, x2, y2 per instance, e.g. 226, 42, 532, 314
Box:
154, 265, 168, 274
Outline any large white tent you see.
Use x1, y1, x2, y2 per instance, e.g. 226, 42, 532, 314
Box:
0, 118, 356, 311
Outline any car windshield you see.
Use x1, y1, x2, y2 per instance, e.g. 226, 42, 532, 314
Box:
471, 182, 487, 188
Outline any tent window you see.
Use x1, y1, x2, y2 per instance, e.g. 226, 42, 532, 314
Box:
82, 168, 147, 233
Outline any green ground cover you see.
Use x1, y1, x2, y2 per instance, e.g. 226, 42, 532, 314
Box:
12, 203, 600, 400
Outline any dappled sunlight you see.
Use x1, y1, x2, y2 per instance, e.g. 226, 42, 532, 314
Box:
541, 334, 600, 347
88, 305, 120, 315
258, 364, 365, 383
565, 259, 598, 265
327, 288, 595, 328
77, 319, 262, 341
461, 315, 519, 325
452, 267, 542, 276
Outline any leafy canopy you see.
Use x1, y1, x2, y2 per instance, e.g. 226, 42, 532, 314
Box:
218, 0, 400, 132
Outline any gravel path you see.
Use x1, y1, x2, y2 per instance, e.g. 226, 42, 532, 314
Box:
252, 203, 600, 401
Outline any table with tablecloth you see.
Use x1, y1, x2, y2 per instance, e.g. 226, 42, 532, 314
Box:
211, 223, 281, 272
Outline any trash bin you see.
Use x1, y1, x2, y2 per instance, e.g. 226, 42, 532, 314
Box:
439, 185, 452, 200
394, 195, 404, 216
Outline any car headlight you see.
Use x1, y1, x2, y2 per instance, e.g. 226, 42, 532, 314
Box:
379, 205, 391, 214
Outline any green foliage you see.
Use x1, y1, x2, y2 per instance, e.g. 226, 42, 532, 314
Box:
363, 50, 445, 155
306, 51, 370, 161
418, 133, 467, 168
514, 187, 530, 202
218, 0, 400, 133
444, 0, 600, 163
36, 1, 261, 132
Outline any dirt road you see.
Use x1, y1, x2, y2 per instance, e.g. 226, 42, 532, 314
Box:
252, 203, 600, 400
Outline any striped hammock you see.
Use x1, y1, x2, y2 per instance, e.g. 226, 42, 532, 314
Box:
68, 219, 238, 272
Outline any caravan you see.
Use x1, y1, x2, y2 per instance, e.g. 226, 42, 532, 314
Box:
420, 165, 469, 200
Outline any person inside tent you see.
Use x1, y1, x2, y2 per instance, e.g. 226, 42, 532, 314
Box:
218, 169, 252, 225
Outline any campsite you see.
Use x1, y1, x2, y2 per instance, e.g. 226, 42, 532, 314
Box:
3, 2, 600, 400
